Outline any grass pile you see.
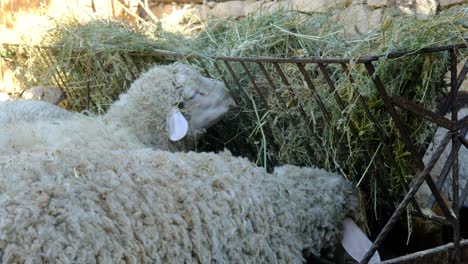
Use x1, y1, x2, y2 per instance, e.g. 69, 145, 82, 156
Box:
1, 6, 466, 224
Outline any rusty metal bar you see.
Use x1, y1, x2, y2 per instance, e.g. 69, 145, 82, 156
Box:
449, 48, 461, 264
195, 59, 212, 78
391, 95, 455, 130
42, 48, 69, 89
317, 64, 346, 108
297, 63, 345, 165
253, 62, 317, 159
272, 62, 322, 149
428, 127, 468, 208
296, 63, 332, 121
410, 209, 450, 225
240, 62, 269, 107
318, 63, 362, 136
364, 61, 453, 220
256, 62, 289, 107
426, 126, 468, 208
222, 60, 280, 156
3, 42, 467, 64
360, 131, 454, 264
213, 61, 241, 107
340, 63, 391, 149
456, 114, 468, 130
213, 61, 230, 89
123, 42, 468, 63
272, 63, 291, 86
34, 46, 63, 90
37, 47, 69, 91
460, 135, 468, 149
320, 63, 407, 206
340, 63, 421, 211
441, 61, 468, 115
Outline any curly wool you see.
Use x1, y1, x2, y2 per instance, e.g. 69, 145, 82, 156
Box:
0, 100, 73, 123
0, 116, 145, 154
0, 148, 356, 263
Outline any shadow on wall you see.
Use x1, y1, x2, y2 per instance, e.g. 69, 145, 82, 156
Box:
0, 0, 140, 92
0, 0, 52, 28
0, 0, 139, 28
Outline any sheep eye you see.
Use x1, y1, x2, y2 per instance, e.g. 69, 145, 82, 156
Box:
189, 91, 206, 100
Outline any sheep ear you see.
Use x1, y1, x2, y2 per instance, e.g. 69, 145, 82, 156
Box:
341, 217, 381, 264
167, 109, 188, 141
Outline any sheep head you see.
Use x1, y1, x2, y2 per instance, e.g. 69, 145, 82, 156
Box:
104, 63, 236, 151
170, 63, 236, 139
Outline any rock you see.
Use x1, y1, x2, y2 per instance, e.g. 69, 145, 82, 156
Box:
206, 1, 217, 8
367, 0, 387, 8
245, 0, 294, 15
212, 1, 246, 18
415, 0, 437, 17
445, 60, 468, 92
369, 8, 384, 30
245, 1, 265, 15
352, 0, 366, 5
194, 4, 212, 20
395, 0, 415, 15
162, 3, 181, 15
339, 5, 372, 36
440, 0, 467, 8
290, 0, 351, 12
149, 4, 166, 19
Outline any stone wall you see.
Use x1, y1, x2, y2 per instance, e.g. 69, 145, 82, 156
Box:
143, 0, 467, 35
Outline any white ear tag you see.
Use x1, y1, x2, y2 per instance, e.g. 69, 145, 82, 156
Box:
341, 218, 381, 264
167, 109, 189, 141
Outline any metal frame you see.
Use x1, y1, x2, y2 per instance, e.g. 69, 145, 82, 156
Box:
1, 42, 467, 263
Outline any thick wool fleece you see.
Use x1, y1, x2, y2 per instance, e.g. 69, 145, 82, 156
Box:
0, 100, 73, 123
0, 148, 356, 263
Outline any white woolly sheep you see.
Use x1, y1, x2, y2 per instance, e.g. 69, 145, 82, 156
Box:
0, 62, 380, 263
0, 62, 236, 152
0, 100, 74, 123
0, 147, 379, 263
